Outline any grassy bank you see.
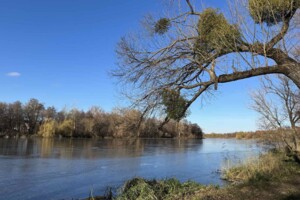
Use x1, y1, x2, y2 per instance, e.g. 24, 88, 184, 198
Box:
89, 150, 300, 200
222, 151, 298, 183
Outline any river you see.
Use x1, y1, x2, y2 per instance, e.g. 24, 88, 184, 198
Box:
0, 138, 265, 200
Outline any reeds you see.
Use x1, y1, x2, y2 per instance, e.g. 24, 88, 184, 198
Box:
222, 151, 296, 183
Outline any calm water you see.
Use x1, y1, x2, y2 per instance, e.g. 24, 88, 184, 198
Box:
0, 138, 264, 200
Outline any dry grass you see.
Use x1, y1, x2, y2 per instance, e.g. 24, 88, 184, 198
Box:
222, 151, 298, 183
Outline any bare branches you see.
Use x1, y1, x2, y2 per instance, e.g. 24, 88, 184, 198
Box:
185, 0, 195, 14
113, 0, 300, 125
252, 74, 300, 129
251, 74, 300, 152
251, 89, 284, 129
266, 7, 298, 49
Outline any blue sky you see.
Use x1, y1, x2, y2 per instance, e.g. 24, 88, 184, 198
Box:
0, 0, 261, 133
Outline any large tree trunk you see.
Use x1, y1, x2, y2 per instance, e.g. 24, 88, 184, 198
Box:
268, 48, 300, 88
285, 63, 300, 89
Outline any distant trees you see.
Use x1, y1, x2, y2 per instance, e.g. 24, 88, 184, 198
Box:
56, 119, 73, 137
0, 101, 23, 134
10, 101, 23, 133
0, 99, 203, 139
38, 120, 57, 137
0, 99, 45, 135
23, 98, 45, 134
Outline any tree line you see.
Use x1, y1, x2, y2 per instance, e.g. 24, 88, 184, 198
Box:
0, 98, 203, 139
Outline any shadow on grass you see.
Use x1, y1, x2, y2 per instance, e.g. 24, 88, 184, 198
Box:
282, 193, 300, 200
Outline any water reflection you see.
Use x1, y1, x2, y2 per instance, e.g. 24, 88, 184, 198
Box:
0, 138, 204, 159
0, 138, 262, 200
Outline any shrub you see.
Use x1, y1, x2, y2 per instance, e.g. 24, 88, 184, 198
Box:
116, 178, 204, 200
38, 120, 57, 137
57, 119, 74, 137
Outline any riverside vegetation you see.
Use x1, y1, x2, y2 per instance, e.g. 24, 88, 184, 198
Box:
0, 99, 203, 139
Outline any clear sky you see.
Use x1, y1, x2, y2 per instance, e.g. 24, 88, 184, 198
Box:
0, 0, 261, 133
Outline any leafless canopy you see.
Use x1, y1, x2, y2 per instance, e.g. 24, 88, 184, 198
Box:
251, 75, 300, 130
113, 0, 300, 122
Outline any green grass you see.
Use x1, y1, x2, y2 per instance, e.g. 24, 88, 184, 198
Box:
115, 178, 216, 200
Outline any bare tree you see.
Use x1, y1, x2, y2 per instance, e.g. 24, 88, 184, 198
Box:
10, 101, 23, 133
23, 98, 45, 134
251, 75, 300, 159
113, 0, 300, 124
251, 75, 300, 129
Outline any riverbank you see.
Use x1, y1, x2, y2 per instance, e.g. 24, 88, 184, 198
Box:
90, 151, 300, 200
204, 130, 274, 139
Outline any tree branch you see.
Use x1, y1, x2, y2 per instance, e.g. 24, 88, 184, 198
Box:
218, 65, 287, 84
186, 0, 195, 14
266, 6, 298, 49
180, 64, 287, 89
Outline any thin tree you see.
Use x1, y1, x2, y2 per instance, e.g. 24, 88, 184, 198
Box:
113, 0, 300, 124
251, 75, 300, 159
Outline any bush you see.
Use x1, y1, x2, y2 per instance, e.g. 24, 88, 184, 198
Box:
57, 119, 74, 137
38, 120, 57, 137
116, 178, 204, 200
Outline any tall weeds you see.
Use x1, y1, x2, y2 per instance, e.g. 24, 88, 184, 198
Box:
222, 151, 297, 183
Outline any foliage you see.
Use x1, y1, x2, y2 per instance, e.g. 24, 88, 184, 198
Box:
190, 123, 203, 136
57, 119, 74, 137
154, 18, 171, 34
195, 8, 241, 54
116, 177, 205, 200
249, 0, 300, 25
38, 120, 57, 137
115, 109, 142, 137
162, 89, 187, 121
139, 118, 159, 137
